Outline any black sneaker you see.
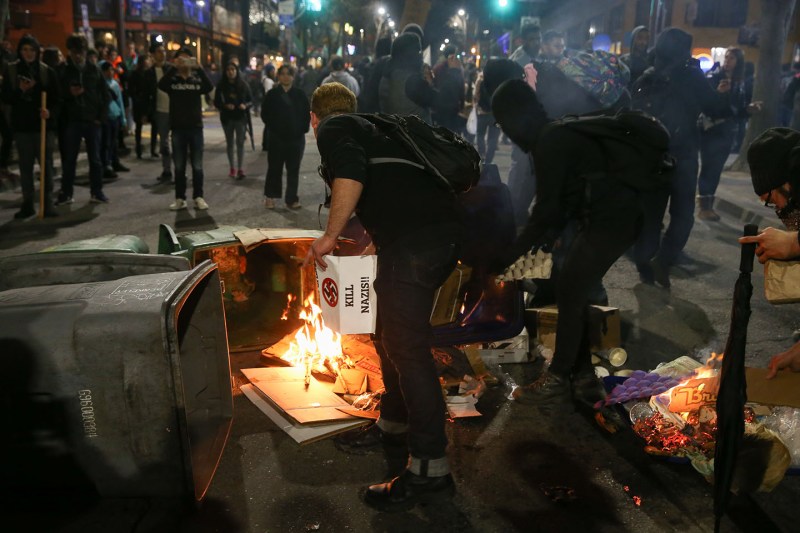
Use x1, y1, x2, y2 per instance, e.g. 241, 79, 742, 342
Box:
13, 205, 35, 219
512, 371, 572, 410
157, 171, 172, 182
103, 167, 118, 179
364, 470, 455, 512
54, 191, 73, 205
112, 162, 130, 172
334, 423, 407, 455
650, 258, 671, 289
90, 192, 110, 204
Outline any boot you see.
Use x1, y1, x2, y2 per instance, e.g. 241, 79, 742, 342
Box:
512, 371, 573, 410
364, 467, 455, 512
697, 195, 720, 221
14, 201, 35, 219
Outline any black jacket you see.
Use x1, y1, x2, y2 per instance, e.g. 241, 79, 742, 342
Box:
59, 58, 108, 124
157, 66, 213, 130
214, 76, 252, 123
1, 60, 61, 132
127, 67, 150, 119
261, 85, 310, 141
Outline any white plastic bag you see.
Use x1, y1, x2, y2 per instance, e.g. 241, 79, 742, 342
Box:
316, 255, 377, 334
466, 107, 478, 136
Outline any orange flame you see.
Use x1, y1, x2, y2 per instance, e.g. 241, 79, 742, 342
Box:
280, 294, 296, 321
281, 294, 352, 375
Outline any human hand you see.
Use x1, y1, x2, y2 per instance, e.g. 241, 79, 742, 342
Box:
738, 227, 800, 263
303, 234, 337, 269
766, 340, 800, 378
717, 79, 731, 93
70, 85, 85, 97
225, 103, 235, 110
747, 101, 764, 114
19, 77, 35, 92
40, 108, 49, 120
238, 103, 247, 110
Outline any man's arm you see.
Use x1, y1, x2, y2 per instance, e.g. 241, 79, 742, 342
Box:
739, 227, 800, 264
304, 178, 364, 269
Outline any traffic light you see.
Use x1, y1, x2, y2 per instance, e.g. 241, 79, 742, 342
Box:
498, 0, 509, 8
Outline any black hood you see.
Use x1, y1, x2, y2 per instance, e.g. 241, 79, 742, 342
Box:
375, 36, 393, 58
401, 23, 426, 49
482, 59, 524, 99
630, 25, 649, 56
654, 28, 692, 71
16, 34, 41, 63
389, 33, 422, 70
491, 79, 550, 153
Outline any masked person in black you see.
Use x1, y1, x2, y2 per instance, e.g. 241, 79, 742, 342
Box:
1, 34, 61, 218
491, 79, 648, 411
304, 82, 461, 512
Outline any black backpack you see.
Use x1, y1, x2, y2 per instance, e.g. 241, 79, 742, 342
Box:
551, 109, 675, 192
354, 113, 481, 193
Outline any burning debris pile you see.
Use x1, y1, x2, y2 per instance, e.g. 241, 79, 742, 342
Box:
603, 355, 794, 490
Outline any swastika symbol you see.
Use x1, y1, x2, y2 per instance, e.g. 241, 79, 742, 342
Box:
321, 278, 338, 307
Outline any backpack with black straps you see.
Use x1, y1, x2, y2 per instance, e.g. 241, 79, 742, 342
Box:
354, 113, 482, 194
552, 109, 675, 192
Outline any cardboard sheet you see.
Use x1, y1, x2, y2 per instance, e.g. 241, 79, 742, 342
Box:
241, 384, 367, 444
746, 367, 800, 408
234, 228, 324, 251
242, 367, 358, 425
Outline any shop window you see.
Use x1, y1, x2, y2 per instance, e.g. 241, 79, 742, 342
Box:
693, 0, 748, 28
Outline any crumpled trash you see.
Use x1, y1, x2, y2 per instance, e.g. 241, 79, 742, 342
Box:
761, 406, 800, 466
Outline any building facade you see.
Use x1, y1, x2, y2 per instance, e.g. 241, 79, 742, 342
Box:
6, 0, 246, 66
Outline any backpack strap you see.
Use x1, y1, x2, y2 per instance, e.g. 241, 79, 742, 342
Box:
367, 157, 425, 169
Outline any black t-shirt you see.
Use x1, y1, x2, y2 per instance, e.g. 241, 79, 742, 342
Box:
316, 114, 459, 248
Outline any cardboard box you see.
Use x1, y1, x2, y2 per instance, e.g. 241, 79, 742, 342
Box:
528, 305, 621, 351
430, 264, 472, 326
477, 333, 530, 364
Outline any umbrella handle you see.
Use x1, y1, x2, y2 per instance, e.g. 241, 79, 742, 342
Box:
740, 224, 758, 274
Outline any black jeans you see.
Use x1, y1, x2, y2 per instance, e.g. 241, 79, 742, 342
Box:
264, 136, 304, 204
373, 226, 460, 461
549, 181, 642, 378
0, 111, 13, 168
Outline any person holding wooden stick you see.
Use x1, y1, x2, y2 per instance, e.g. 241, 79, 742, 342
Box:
0, 34, 60, 219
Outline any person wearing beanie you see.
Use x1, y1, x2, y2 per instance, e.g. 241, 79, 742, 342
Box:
630, 27, 731, 289
157, 47, 213, 211
491, 79, 653, 420
739, 128, 800, 382
1, 33, 61, 218
378, 32, 436, 122
214, 60, 252, 179
56, 32, 111, 205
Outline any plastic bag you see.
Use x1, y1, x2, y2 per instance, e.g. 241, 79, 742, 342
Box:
466, 107, 477, 136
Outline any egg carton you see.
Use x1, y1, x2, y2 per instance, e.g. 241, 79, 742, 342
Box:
496, 249, 553, 283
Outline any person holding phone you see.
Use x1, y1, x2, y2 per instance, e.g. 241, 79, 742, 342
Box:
0, 33, 61, 218
157, 47, 213, 211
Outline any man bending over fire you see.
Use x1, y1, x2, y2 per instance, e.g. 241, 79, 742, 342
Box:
491, 79, 651, 414
304, 82, 462, 512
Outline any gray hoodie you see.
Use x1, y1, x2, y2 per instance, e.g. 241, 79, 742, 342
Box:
321, 70, 360, 96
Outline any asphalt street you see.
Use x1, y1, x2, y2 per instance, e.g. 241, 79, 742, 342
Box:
1, 114, 798, 533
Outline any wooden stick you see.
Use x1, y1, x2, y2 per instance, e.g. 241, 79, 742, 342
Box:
38, 91, 47, 219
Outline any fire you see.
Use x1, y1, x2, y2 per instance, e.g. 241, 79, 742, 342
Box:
280, 294, 352, 376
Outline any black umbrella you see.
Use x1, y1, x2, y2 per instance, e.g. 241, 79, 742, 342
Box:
246, 110, 256, 151
713, 223, 757, 532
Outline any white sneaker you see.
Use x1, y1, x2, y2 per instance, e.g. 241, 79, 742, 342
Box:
169, 198, 187, 210
264, 196, 275, 209
194, 197, 209, 210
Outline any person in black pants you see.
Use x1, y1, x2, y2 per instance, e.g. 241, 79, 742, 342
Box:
128, 53, 151, 159
491, 79, 649, 413
305, 82, 461, 512
261, 64, 310, 209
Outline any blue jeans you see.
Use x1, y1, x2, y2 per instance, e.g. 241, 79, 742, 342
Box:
60, 121, 103, 197
171, 128, 204, 200
634, 146, 699, 268
476, 112, 500, 165
698, 122, 735, 197
373, 225, 460, 461
508, 143, 535, 226
153, 111, 171, 173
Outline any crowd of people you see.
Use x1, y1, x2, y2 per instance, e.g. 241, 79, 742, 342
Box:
5, 21, 800, 514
